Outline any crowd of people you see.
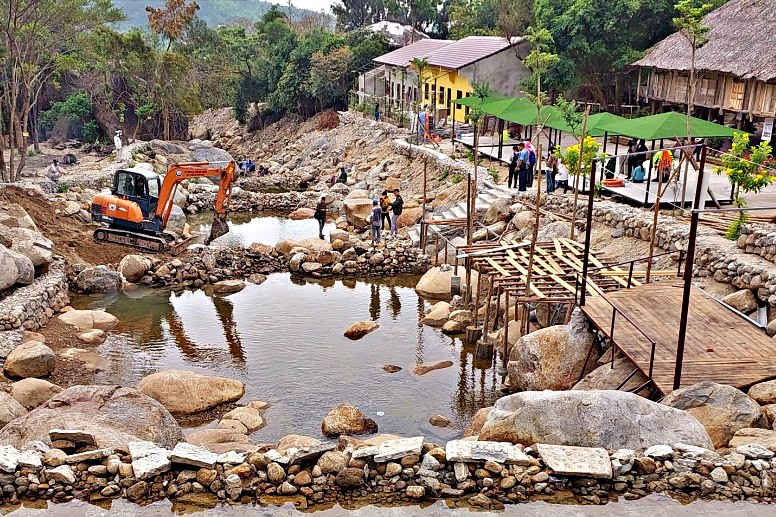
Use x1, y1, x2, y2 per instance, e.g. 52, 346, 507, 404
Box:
370, 189, 403, 244
506, 141, 569, 194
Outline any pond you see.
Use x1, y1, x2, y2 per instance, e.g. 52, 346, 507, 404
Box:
72, 274, 499, 442
186, 212, 336, 248
4, 493, 774, 516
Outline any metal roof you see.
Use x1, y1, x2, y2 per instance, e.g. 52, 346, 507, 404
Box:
373, 39, 452, 67
425, 36, 516, 70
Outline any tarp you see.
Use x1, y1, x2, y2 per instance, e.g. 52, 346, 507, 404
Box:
594, 111, 738, 140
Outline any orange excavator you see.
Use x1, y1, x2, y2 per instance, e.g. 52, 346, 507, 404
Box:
90, 160, 237, 254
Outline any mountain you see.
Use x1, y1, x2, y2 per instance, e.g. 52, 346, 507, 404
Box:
113, 0, 331, 29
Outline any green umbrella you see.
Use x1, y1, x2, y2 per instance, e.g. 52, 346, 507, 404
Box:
594, 111, 738, 140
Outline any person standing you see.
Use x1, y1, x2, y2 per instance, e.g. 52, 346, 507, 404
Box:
314, 196, 328, 240
113, 130, 123, 154
374, 103, 381, 122
524, 141, 536, 188
370, 199, 382, 245
379, 191, 391, 230
636, 139, 649, 168
508, 145, 519, 189
545, 146, 558, 193
516, 142, 528, 192
390, 188, 403, 238
555, 158, 570, 194
417, 107, 427, 143
626, 139, 639, 180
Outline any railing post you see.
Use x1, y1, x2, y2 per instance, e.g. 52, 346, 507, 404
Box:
610, 308, 617, 369
579, 160, 597, 307
677, 249, 685, 278
649, 340, 657, 380
627, 262, 635, 288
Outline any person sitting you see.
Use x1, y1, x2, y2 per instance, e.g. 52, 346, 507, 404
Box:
632, 164, 646, 183
45, 160, 65, 183
336, 167, 348, 184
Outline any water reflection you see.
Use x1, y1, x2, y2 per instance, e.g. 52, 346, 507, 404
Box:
73, 274, 499, 439
187, 212, 336, 247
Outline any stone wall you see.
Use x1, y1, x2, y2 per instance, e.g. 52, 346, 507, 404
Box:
0, 260, 69, 332
184, 184, 321, 214
515, 193, 776, 306
1, 435, 775, 509
738, 224, 776, 264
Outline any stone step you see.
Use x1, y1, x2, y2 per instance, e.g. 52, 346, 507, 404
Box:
449, 205, 467, 219
478, 192, 497, 203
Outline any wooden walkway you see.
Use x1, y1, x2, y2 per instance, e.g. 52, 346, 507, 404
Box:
581, 282, 776, 395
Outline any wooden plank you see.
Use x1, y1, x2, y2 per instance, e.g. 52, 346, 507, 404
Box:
504, 255, 528, 275
486, 258, 511, 277
554, 239, 564, 258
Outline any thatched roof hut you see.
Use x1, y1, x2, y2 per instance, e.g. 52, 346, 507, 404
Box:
634, 0, 776, 82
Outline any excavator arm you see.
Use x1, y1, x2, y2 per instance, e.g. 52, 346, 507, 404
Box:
157, 160, 237, 244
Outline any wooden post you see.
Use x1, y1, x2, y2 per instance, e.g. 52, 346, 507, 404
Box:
501, 291, 510, 368
569, 107, 591, 240
644, 140, 656, 206
434, 234, 439, 266
579, 160, 598, 307
483, 276, 493, 334
674, 145, 707, 390
524, 142, 543, 300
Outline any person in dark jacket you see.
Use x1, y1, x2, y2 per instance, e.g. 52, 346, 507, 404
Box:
314, 196, 328, 239
508, 145, 519, 189
390, 189, 403, 238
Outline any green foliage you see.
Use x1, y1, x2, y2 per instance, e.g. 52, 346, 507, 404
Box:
448, 0, 499, 38
466, 81, 493, 126
57, 183, 70, 193
333, 0, 385, 31
82, 121, 101, 143
451, 173, 463, 184
40, 93, 92, 129
438, 168, 450, 181
488, 167, 499, 181
725, 205, 748, 241
554, 95, 583, 137
673, 0, 717, 46
562, 136, 601, 177
385, 0, 439, 32
523, 26, 559, 106
714, 132, 774, 195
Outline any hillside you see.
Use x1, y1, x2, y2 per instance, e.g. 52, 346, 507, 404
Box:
114, 0, 331, 29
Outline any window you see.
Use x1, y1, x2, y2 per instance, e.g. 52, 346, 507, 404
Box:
465, 92, 471, 116
439, 87, 445, 106
424, 83, 429, 102
729, 80, 746, 110
149, 177, 160, 198
447, 88, 452, 109
697, 76, 717, 106
759, 84, 776, 116
115, 172, 135, 196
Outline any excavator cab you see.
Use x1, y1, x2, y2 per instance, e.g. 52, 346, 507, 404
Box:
112, 169, 161, 219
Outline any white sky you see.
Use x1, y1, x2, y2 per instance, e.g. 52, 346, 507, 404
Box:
287, 0, 337, 12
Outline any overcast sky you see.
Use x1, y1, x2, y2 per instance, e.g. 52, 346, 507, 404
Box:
289, 0, 337, 12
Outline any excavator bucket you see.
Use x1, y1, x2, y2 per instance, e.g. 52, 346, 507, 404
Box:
205, 215, 229, 245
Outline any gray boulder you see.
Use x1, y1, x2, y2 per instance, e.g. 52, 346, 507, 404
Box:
661, 381, 766, 449
0, 245, 20, 290
8, 249, 34, 285
166, 205, 187, 236
3, 341, 55, 378
479, 389, 713, 449
9, 228, 53, 266
507, 309, 595, 391
75, 266, 122, 293
0, 385, 183, 449
0, 392, 27, 427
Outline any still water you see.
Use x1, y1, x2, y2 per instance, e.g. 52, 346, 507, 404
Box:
73, 274, 499, 441
4, 493, 772, 516
187, 213, 336, 248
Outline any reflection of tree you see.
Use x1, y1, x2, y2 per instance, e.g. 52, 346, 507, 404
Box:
415, 295, 424, 365
212, 295, 246, 364
369, 284, 381, 321
387, 286, 401, 319
451, 337, 500, 425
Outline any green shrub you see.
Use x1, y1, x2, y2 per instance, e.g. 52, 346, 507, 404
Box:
451, 173, 463, 184
57, 183, 70, 193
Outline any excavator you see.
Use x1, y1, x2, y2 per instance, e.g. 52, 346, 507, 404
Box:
90, 160, 237, 254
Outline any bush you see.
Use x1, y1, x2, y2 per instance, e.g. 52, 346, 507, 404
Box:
57, 183, 70, 193
451, 173, 463, 184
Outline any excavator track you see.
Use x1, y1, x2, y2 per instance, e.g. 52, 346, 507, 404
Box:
93, 228, 190, 255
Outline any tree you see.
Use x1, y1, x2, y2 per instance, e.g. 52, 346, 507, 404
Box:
409, 57, 429, 109
307, 47, 352, 111
0, 0, 123, 181
448, 0, 498, 39
534, 0, 678, 106
672, 0, 715, 137
385, 0, 439, 33
332, 0, 385, 31
147, 0, 200, 51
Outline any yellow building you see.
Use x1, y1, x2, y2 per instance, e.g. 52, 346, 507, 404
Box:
361, 36, 530, 124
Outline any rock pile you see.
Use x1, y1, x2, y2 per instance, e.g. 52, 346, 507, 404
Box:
0, 260, 68, 331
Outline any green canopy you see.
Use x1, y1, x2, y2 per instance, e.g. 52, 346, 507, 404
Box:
594, 111, 738, 141
452, 95, 502, 108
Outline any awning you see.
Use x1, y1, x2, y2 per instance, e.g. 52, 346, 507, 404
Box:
594, 111, 739, 140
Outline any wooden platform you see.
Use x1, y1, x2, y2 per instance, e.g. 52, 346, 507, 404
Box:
581, 282, 776, 395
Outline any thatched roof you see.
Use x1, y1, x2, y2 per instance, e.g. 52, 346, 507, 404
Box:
633, 0, 776, 82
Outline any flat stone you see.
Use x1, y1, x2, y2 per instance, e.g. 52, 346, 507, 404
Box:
47, 465, 76, 484
373, 437, 424, 463
536, 444, 613, 479
217, 451, 246, 464
0, 445, 20, 473
170, 442, 218, 469
264, 449, 292, 465
454, 462, 469, 482
728, 428, 776, 451
445, 440, 530, 465
736, 443, 775, 459
644, 445, 674, 460
17, 450, 42, 468
49, 429, 96, 446
64, 448, 113, 464
289, 442, 337, 465
350, 446, 379, 459
128, 441, 171, 480
674, 443, 719, 461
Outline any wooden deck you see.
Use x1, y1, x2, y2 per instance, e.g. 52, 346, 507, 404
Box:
581, 282, 776, 395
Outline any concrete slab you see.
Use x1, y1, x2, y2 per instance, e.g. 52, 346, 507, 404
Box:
536, 444, 613, 479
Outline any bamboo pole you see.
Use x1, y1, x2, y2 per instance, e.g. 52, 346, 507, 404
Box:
569, 106, 591, 240
524, 141, 543, 300
646, 150, 684, 283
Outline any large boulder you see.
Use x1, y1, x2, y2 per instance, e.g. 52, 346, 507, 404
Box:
289, 207, 315, 220
479, 389, 713, 450
8, 228, 53, 267
75, 266, 122, 294
0, 385, 183, 449
0, 203, 38, 231
11, 378, 62, 409
0, 245, 20, 290
464, 406, 493, 437
138, 370, 245, 415
185, 428, 257, 454
421, 301, 451, 327
415, 266, 478, 300
483, 198, 511, 226
212, 279, 245, 294
343, 191, 373, 230
748, 380, 776, 405
722, 289, 758, 314
661, 381, 766, 449
397, 207, 423, 229
0, 391, 27, 427
3, 341, 55, 378
573, 356, 648, 392
321, 403, 378, 437
7, 249, 34, 286
507, 309, 595, 391
119, 255, 152, 283
167, 205, 187, 236
57, 309, 118, 331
